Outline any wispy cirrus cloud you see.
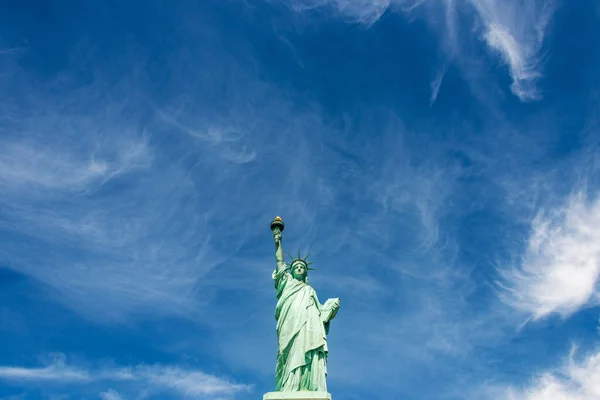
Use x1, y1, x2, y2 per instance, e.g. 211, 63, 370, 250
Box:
283, 0, 392, 25
0, 354, 250, 399
498, 190, 600, 321
430, 62, 447, 105
0, 102, 215, 323
0, 356, 90, 383
278, 0, 555, 101
470, 0, 554, 101
0, 46, 26, 56
0, 137, 151, 193
0, 33, 269, 323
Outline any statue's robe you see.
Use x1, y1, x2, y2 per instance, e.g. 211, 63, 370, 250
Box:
273, 267, 331, 392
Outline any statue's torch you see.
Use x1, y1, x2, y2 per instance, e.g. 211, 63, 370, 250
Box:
271, 216, 285, 265
270, 216, 284, 236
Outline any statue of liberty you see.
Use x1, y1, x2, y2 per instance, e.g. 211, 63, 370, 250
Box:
269, 216, 340, 394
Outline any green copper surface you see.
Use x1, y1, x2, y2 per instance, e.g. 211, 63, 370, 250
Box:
263, 391, 332, 400
270, 218, 340, 392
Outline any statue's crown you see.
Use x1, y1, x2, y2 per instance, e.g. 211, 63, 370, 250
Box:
288, 250, 316, 271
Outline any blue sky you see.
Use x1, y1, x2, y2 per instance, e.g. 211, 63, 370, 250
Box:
1, 0, 600, 399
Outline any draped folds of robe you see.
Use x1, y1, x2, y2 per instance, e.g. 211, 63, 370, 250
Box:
273, 267, 329, 392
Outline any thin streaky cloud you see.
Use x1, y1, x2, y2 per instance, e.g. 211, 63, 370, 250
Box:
0, 355, 251, 398
282, 0, 393, 26
0, 366, 90, 382
279, 0, 555, 101
471, 0, 555, 101
0, 46, 26, 56
430, 62, 447, 105
0, 356, 90, 383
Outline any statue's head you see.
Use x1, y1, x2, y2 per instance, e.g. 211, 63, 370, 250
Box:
288, 251, 315, 283
290, 260, 308, 282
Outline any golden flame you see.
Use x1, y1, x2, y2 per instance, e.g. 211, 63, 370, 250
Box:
274, 216, 282, 221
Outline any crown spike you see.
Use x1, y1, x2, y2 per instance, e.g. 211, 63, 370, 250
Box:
287, 249, 317, 272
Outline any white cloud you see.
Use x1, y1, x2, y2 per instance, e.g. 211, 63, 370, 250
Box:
0, 356, 90, 382
499, 191, 600, 320
283, 0, 392, 25
0, 355, 250, 399
100, 390, 124, 400
0, 46, 26, 56
279, 0, 555, 101
0, 138, 151, 194
154, 110, 257, 164
0, 126, 212, 323
132, 366, 249, 396
471, 0, 554, 101
498, 347, 600, 400
0, 43, 235, 323
430, 62, 447, 105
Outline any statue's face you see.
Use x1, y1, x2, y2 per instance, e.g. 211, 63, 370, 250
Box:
291, 262, 307, 281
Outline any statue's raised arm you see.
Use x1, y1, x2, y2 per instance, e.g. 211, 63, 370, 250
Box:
271, 216, 286, 273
